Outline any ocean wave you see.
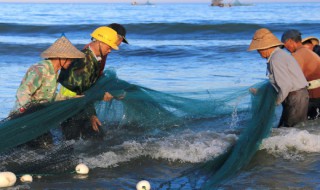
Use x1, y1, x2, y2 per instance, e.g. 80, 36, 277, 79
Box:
1, 22, 319, 37
260, 127, 320, 160
81, 130, 238, 168
0, 36, 249, 58
0, 23, 93, 35
0, 35, 249, 46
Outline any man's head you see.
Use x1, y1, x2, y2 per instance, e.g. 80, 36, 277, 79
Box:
248, 28, 283, 58
41, 35, 85, 69
302, 36, 319, 51
90, 26, 120, 56
108, 23, 129, 45
281, 29, 302, 53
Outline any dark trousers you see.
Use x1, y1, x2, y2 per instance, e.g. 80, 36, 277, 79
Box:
278, 88, 309, 127
61, 113, 104, 141
307, 98, 320, 120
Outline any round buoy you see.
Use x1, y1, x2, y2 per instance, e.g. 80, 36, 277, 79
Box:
75, 163, 89, 175
136, 180, 151, 190
0, 172, 16, 188
20, 174, 33, 183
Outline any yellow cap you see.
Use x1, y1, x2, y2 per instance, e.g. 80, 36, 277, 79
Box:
90, 27, 119, 50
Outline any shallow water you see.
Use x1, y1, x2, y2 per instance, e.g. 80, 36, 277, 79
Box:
0, 2, 320, 189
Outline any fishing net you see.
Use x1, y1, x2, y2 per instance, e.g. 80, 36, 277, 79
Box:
158, 81, 277, 189
0, 69, 277, 186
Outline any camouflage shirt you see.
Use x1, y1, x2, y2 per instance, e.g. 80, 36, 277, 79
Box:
58, 47, 104, 95
15, 60, 58, 109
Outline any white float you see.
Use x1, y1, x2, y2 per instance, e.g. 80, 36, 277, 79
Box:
20, 174, 33, 183
136, 180, 151, 190
75, 163, 89, 175
0, 172, 16, 188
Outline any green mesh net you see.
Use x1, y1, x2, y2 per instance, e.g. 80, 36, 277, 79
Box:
0, 69, 277, 186
202, 81, 277, 188
158, 81, 277, 189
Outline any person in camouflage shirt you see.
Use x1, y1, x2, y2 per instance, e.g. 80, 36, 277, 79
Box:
58, 24, 128, 140
14, 35, 84, 112
15, 59, 59, 110
11, 35, 85, 147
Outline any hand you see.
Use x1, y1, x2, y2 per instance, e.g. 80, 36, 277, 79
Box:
90, 115, 101, 132
249, 88, 257, 95
103, 92, 114, 102
276, 98, 282, 106
74, 95, 84, 98
115, 92, 126, 100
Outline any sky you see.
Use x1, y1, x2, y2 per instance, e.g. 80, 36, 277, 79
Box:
1, 0, 320, 3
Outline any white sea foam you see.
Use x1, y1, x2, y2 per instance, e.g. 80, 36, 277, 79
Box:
260, 127, 320, 159
82, 130, 237, 168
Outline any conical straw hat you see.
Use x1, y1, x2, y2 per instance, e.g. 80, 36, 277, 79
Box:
302, 36, 319, 45
248, 28, 283, 51
41, 35, 85, 59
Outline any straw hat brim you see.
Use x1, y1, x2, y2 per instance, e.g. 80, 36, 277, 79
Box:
41, 36, 85, 59
302, 36, 319, 46
248, 41, 283, 51
248, 28, 283, 51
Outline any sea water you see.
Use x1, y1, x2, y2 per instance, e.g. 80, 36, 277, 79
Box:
0, 2, 320, 189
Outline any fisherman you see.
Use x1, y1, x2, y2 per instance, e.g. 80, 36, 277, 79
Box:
281, 30, 320, 119
58, 24, 128, 140
248, 28, 309, 127
11, 35, 85, 147
301, 36, 320, 57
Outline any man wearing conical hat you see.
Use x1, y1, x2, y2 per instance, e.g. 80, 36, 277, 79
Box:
14, 35, 84, 113
249, 28, 309, 127
9, 35, 84, 147
282, 30, 320, 120
57, 25, 128, 140
302, 36, 320, 57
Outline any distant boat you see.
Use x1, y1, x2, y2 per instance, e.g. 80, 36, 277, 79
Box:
210, 0, 231, 7
131, 0, 155, 6
232, 0, 253, 6
144, 0, 154, 5
210, 0, 253, 7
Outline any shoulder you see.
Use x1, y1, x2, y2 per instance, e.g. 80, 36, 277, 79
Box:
271, 48, 293, 62
296, 47, 320, 61
26, 61, 50, 77
273, 48, 288, 56
294, 47, 313, 56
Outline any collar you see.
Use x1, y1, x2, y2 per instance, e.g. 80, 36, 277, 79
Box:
42, 59, 56, 75
88, 46, 102, 62
267, 47, 281, 63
